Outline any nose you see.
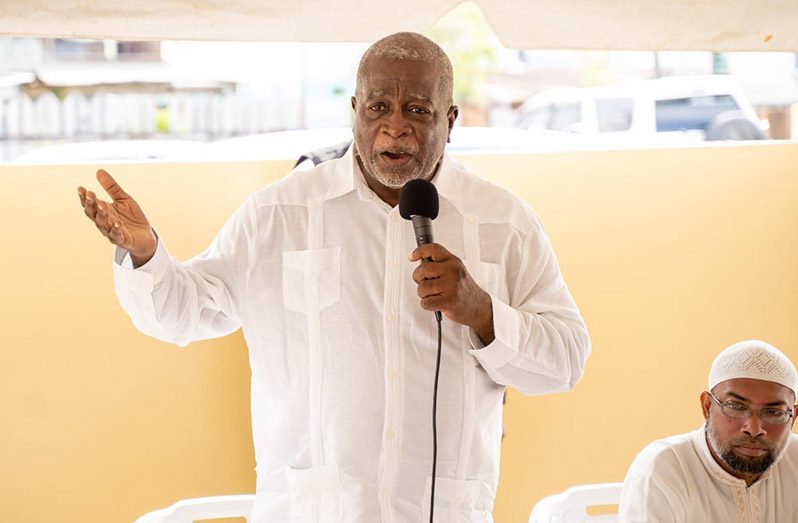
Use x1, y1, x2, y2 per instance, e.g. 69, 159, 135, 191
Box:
742, 412, 766, 437
383, 108, 411, 138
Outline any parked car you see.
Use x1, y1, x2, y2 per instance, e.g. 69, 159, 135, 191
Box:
516, 75, 769, 146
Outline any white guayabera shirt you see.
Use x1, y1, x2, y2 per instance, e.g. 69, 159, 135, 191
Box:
113, 148, 590, 523
620, 428, 798, 523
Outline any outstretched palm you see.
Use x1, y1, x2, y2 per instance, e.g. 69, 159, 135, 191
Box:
78, 169, 157, 266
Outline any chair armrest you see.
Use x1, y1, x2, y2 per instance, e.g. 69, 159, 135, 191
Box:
134, 494, 255, 523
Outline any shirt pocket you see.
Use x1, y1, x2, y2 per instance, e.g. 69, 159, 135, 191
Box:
422, 476, 494, 522
253, 464, 344, 522
282, 248, 342, 314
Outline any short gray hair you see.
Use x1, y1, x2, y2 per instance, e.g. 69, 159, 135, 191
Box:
356, 32, 453, 105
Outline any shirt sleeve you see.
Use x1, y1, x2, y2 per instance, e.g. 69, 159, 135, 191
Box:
618, 443, 689, 523
112, 196, 257, 347
469, 214, 590, 396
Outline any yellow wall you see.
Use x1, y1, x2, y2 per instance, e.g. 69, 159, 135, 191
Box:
1, 143, 796, 522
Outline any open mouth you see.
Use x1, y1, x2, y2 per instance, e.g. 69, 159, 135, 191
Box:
380, 150, 413, 165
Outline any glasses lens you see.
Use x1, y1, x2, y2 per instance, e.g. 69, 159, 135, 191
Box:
761, 410, 790, 425
721, 404, 750, 419
711, 393, 794, 424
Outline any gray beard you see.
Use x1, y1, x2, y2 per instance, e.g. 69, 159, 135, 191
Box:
369, 157, 425, 189
372, 170, 419, 189
706, 423, 777, 475
353, 143, 441, 190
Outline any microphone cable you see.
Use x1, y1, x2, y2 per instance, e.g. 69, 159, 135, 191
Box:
429, 311, 442, 523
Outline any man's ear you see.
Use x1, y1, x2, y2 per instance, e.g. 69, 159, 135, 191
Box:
351, 96, 357, 111
700, 391, 712, 420
446, 105, 459, 143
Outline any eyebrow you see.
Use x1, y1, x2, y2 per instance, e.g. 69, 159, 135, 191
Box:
364, 90, 432, 103
407, 93, 433, 103
724, 391, 790, 407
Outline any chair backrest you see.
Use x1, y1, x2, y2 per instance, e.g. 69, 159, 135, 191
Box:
528, 482, 623, 523
134, 494, 255, 523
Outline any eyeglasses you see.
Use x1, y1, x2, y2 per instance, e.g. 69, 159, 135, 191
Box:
708, 391, 796, 426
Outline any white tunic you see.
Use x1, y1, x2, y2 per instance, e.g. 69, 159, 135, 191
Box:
620, 428, 798, 523
113, 149, 590, 522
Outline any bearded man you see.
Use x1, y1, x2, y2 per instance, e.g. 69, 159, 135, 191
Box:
620, 339, 798, 522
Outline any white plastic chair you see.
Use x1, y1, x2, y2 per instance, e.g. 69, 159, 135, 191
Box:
528, 482, 622, 523
134, 494, 255, 523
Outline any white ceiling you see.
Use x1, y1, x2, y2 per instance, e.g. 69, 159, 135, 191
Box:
1, 0, 797, 51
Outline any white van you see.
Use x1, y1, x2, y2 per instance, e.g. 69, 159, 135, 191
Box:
516, 75, 768, 146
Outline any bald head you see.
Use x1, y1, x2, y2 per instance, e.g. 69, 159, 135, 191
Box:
356, 32, 454, 105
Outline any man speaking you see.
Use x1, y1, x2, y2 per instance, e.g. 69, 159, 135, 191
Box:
77, 32, 590, 522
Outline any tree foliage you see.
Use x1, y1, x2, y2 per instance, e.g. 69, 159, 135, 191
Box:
426, 2, 499, 108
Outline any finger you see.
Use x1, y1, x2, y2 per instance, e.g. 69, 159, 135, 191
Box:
82, 191, 98, 220
419, 295, 447, 313
94, 215, 123, 244
83, 205, 97, 221
84, 190, 99, 211
409, 244, 435, 262
94, 221, 112, 239
412, 261, 444, 284
417, 279, 444, 299
95, 201, 114, 230
409, 243, 450, 262
77, 186, 87, 206
108, 221, 125, 245
96, 169, 131, 202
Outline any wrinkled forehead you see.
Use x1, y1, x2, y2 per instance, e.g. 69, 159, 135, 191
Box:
357, 57, 445, 102
360, 78, 437, 102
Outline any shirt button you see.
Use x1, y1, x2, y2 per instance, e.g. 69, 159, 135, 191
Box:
386, 430, 395, 439
382, 490, 389, 500
387, 371, 395, 381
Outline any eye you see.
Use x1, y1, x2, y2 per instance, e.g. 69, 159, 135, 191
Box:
369, 102, 387, 112
724, 402, 748, 412
763, 408, 788, 418
408, 105, 431, 115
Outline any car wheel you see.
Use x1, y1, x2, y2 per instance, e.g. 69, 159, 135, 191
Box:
705, 110, 767, 141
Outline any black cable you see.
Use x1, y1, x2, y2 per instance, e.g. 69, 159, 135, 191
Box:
429, 311, 442, 523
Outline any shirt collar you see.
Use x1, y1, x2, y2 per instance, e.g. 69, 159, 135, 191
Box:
430, 151, 463, 206
324, 145, 357, 201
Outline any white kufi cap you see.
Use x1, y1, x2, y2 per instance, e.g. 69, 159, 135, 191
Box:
709, 339, 798, 396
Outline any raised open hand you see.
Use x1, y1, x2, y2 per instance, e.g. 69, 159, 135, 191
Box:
77, 169, 157, 267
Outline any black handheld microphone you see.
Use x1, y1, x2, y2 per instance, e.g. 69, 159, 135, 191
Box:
399, 179, 441, 322
399, 178, 443, 523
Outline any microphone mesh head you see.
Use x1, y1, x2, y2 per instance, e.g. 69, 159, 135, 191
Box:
398, 179, 439, 220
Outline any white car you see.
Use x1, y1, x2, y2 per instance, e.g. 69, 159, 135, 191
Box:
516, 75, 768, 146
